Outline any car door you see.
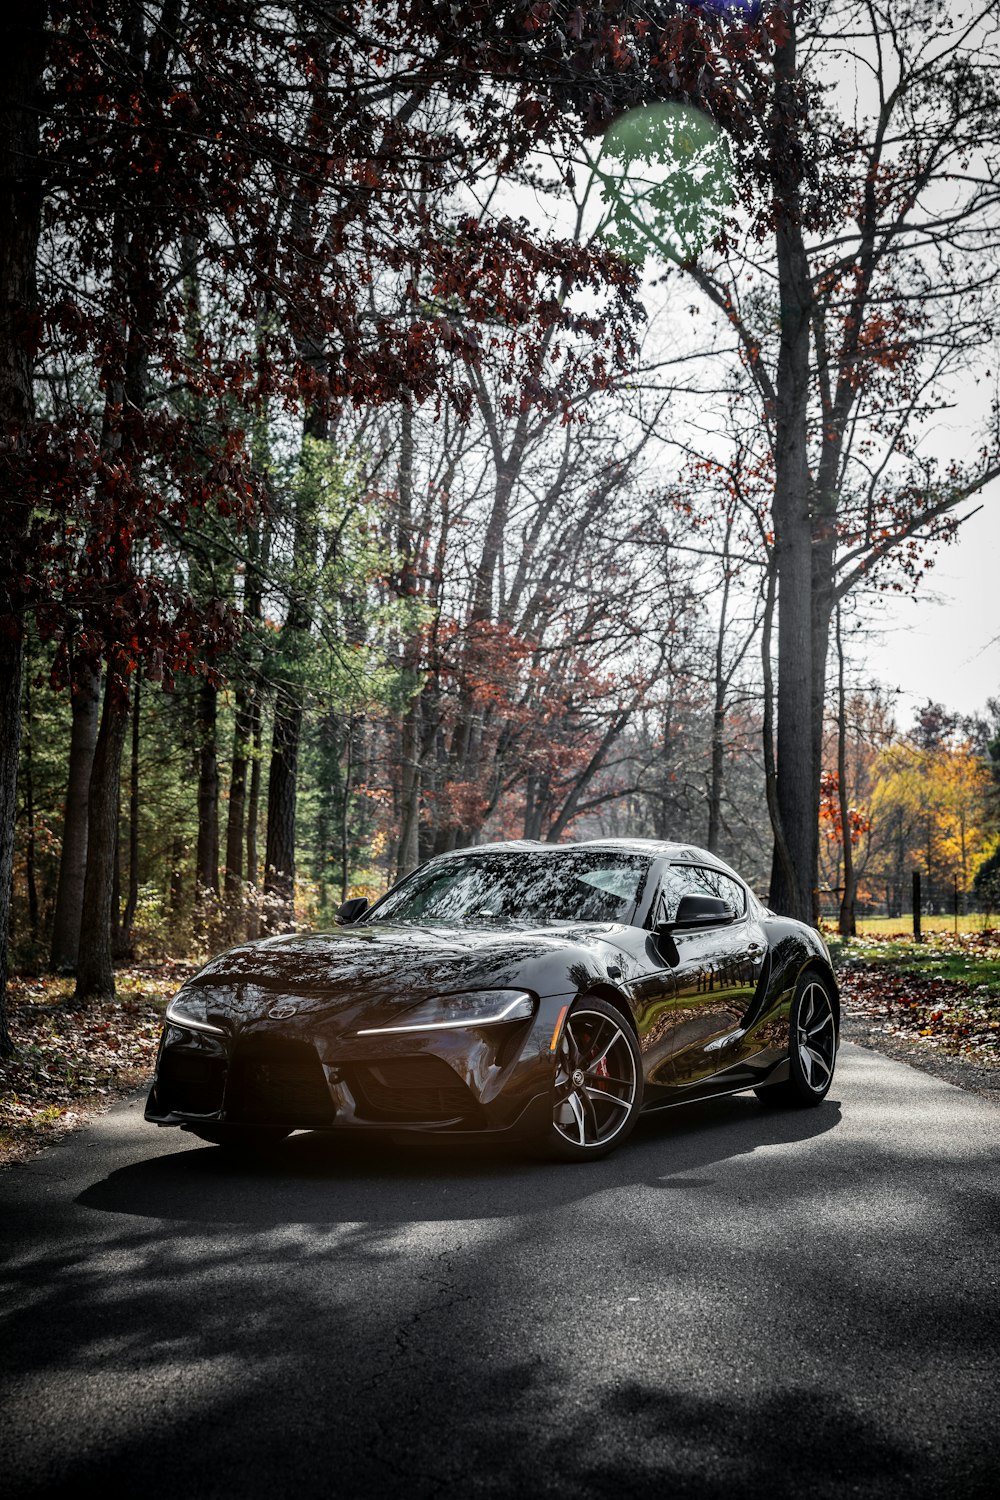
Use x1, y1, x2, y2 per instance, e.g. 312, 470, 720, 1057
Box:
644, 864, 767, 1091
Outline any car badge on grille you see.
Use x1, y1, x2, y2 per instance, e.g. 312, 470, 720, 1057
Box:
268, 1000, 299, 1020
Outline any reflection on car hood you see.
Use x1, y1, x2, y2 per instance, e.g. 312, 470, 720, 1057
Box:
190, 921, 625, 1002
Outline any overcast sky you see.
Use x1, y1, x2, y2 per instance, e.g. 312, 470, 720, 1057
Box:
865, 496, 999, 720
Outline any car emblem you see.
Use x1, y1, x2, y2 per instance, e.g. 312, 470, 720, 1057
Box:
268, 1000, 298, 1020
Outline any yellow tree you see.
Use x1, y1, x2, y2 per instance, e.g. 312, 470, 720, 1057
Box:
868, 739, 995, 911
935, 743, 995, 895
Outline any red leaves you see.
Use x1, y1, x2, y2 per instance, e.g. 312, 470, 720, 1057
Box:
819, 770, 870, 845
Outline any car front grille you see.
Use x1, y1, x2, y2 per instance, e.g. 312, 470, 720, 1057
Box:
156, 1050, 227, 1115
348, 1056, 482, 1125
225, 1038, 334, 1126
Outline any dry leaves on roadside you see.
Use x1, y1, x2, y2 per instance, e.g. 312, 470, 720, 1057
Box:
0, 962, 194, 1163
837, 938, 1000, 1064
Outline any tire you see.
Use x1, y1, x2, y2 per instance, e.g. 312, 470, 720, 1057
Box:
183, 1124, 292, 1150
755, 970, 838, 1108
544, 997, 643, 1161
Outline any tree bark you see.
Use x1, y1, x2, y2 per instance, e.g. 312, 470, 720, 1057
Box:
76, 656, 130, 999
835, 607, 856, 936
766, 13, 817, 922
393, 404, 422, 881
50, 656, 100, 970
245, 694, 262, 938
707, 514, 734, 854
264, 692, 302, 925
262, 420, 322, 927
195, 675, 219, 900
0, 1, 46, 1054
22, 665, 38, 939
340, 719, 354, 904
119, 673, 141, 949
395, 703, 421, 881
223, 685, 251, 910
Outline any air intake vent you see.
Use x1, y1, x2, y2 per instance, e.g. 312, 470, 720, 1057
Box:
349, 1056, 481, 1125
226, 1038, 334, 1126
156, 1050, 226, 1116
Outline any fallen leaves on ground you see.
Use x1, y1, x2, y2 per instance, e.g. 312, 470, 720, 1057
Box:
0, 962, 195, 1165
834, 929, 1000, 1065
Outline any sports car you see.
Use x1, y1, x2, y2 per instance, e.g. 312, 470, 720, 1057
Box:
146, 838, 839, 1160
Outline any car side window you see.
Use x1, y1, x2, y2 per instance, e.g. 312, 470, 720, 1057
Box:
651, 864, 747, 924
685, 866, 747, 917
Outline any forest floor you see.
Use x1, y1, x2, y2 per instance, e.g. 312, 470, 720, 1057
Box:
0, 961, 194, 1167
829, 928, 1000, 1107
1, 931, 998, 1166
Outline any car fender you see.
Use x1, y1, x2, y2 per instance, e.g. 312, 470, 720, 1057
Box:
752, 916, 838, 1043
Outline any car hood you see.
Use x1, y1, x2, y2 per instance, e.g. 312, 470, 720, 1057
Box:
182, 921, 629, 1028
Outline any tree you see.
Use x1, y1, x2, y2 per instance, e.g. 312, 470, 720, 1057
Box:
867, 725, 995, 911
587, 0, 1000, 920
6, 0, 667, 1010
0, 3, 48, 1053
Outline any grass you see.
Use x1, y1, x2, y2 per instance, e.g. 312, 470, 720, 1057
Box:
829, 927, 1000, 1060
828, 928, 1000, 995
822, 912, 991, 938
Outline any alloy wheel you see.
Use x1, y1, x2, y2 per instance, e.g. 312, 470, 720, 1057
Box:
552, 1008, 638, 1149
796, 980, 837, 1093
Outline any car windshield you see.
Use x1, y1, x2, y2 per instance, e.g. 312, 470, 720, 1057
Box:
369, 850, 650, 927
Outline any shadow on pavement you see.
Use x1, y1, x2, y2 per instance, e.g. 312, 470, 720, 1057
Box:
5, 1069, 997, 1500
76, 1092, 843, 1226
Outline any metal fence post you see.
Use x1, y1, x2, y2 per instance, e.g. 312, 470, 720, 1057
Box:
912, 870, 922, 945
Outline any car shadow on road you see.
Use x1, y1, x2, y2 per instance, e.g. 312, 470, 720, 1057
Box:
76, 1092, 843, 1226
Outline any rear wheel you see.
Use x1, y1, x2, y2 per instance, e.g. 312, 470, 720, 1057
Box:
755, 972, 837, 1108
184, 1124, 292, 1150
545, 998, 643, 1161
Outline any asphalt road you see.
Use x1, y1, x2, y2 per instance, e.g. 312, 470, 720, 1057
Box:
1, 1041, 997, 1500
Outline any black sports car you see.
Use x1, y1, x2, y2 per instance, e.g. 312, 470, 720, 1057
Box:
146, 839, 839, 1160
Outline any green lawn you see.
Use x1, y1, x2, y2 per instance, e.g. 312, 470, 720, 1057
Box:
822, 912, 990, 938
828, 929, 1000, 997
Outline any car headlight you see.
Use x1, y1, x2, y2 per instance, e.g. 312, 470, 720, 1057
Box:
165, 990, 226, 1037
357, 989, 534, 1036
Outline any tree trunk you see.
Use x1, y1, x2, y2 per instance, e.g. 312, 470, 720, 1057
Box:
767, 14, 817, 923
264, 690, 302, 927
111, 817, 125, 960
835, 607, 857, 936
0, 636, 23, 1054
707, 518, 733, 854
168, 831, 185, 934
119, 673, 141, 948
195, 675, 219, 900
22, 666, 38, 940
0, 1, 46, 1055
395, 702, 421, 881
245, 695, 262, 939
223, 685, 251, 913
76, 658, 130, 999
50, 656, 100, 970
340, 720, 353, 904
393, 404, 422, 882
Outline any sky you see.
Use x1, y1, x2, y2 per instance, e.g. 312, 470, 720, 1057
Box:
493, 12, 1000, 730
866, 495, 999, 721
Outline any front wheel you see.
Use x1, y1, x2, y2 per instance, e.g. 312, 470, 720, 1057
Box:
756, 971, 838, 1108
544, 998, 643, 1161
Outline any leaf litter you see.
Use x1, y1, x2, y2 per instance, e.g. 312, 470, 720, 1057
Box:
0, 962, 194, 1166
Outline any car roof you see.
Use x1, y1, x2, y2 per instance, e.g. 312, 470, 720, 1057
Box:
431, 837, 743, 879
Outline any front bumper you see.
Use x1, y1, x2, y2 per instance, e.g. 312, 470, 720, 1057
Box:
145, 992, 571, 1140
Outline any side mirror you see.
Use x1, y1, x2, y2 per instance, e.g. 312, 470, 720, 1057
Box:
654, 894, 734, 963
668, 894, 734, 931
336, 896, 369, 925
